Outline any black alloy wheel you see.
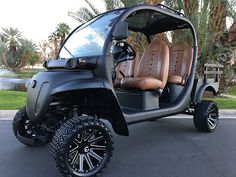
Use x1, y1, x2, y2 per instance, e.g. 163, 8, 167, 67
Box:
194, 100, 219, 132
51, 116, 113, 177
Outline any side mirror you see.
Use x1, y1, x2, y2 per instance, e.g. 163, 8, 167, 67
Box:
113, 21, 128, 40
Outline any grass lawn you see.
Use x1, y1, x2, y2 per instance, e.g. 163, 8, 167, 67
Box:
2, 70, 44, 79
0, 91, 235, 110
227, 85, 236, 96
0, 91, 26, 110
14, 72, 36, 78
209, 98, 236, 109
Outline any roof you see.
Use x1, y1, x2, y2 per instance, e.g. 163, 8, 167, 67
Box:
124, 4, 191, 35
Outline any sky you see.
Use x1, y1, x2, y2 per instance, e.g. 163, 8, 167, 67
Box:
0, 0, 106, 44
0, 0, 235, 45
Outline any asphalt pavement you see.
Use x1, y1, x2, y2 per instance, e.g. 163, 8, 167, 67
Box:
1, 118, 236, 177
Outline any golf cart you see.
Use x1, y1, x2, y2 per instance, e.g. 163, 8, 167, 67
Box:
12, 4, 220, 177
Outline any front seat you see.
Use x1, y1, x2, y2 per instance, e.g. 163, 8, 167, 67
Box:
168, 43, 193, 85
113, 51, 140, 88
120, 39, 169, 90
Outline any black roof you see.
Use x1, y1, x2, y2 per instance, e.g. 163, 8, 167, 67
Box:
126, 8, 190, 35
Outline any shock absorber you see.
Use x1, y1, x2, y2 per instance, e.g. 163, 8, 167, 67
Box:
72, 105, 81, 118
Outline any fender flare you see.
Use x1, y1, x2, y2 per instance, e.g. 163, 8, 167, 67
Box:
193, 83, 217, 103
52, 78, 129, 136
52, 78, 107, 94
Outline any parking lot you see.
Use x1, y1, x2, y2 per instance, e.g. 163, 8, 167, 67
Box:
1, 118, 236, 177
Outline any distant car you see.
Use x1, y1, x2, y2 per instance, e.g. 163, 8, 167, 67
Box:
12, 4, 220, 177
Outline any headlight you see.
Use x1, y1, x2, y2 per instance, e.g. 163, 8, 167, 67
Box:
78, 58, 87, 66
67, 58, 78, 69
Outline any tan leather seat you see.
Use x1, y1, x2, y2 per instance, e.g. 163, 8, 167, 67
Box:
114, 51, 140, 88
168, 43, 193, 85
120, 39, 169, 90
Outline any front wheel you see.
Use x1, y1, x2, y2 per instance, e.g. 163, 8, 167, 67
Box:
51, 116, 113, 177
193, 100, 219, 132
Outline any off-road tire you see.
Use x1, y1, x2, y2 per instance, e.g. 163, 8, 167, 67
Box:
51, 116, 113, 177
12, 106, 52, 146
194, 100, 219, 132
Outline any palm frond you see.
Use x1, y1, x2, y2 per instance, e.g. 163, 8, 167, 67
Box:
121, 0, 144, 7
0, 41, 8, 63
68, 7, 95, 23
0, 27, 22, 48
105, 0, 124, 10
20, 39, 38, 51
84, 0, 100, 15
225, 0, 236, 18
68, 11, 87, 23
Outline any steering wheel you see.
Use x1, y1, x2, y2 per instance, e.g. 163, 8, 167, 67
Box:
112, 41, 136, 83
113, 41, 136, 65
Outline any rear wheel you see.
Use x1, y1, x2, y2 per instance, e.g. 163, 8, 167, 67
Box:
51, 116, 113, 177
12, 106, 52, 146
194, 100, 219, 132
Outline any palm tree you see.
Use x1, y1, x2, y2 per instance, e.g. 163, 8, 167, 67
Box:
0, 27, 22, 57
145, 0, 161, 4
39, 40, 49, 59
0, 27, 22, 44
56, 23, 71, 45
105, 0, 125, 9
0, 27, 39, 71
208, 1, 227, 35
0, 41, 8, 66
48, 32, 59, 59
46, 23, 70, 59
68, 0, 144, 24
0, 32, 39, 71
17, 39, 38, 69
68, 0, 102, 23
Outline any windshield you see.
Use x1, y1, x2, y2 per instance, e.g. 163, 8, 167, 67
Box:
59, 10, 124, 59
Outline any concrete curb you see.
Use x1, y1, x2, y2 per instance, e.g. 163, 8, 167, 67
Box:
0, 110, 236, 120
220, 94, 236, 99
0, 110, 17, 119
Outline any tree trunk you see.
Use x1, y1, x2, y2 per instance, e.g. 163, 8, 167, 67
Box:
145, 0, 160, 4
183, 0, 198, 17
229, 16, 236, 47
208, 1, 227, 40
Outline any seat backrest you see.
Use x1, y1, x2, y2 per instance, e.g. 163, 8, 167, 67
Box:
137, 38, 169, 87
168, 43, 193, 84
115, 51, 140, 79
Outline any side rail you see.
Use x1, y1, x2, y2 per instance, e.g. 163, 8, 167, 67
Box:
203, 63, 224, 83
155, 3, 185, 17
192, 63, 224, 104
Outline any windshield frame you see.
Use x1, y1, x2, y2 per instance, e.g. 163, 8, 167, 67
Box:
57, 9, 126, 59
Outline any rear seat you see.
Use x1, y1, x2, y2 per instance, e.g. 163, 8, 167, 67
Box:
168, 43, 193, 85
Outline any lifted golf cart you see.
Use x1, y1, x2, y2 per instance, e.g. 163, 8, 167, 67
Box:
12, 4, 220, 177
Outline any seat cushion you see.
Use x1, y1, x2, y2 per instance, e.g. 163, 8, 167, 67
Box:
121, 77, 163, 90
168, 75, 185, 85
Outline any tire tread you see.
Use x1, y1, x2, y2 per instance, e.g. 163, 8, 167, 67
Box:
194, 100, 219, 132
51, 116, 113, 177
